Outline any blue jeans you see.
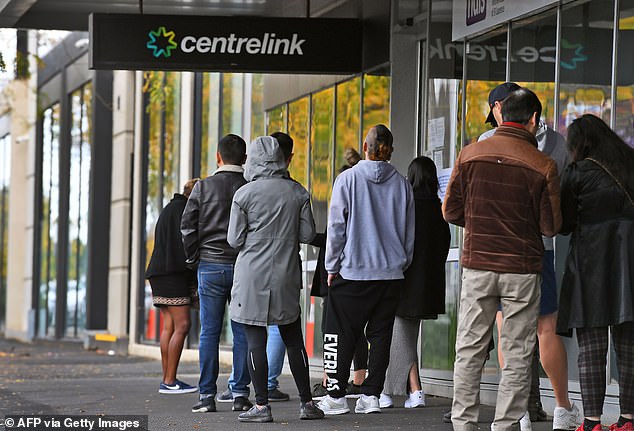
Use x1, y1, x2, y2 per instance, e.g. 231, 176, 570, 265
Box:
198, 261, 250, 398
267, 325, 286, 390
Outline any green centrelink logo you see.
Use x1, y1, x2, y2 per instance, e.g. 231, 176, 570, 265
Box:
146, 26, 177, 58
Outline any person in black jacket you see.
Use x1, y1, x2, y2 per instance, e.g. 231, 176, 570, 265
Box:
557, 114, 634, 431
146, 177, 199, 395
380, 156, 450, 409
180, 134, 251, 414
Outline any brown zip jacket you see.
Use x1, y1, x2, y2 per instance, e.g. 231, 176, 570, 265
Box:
442, 123, 561, 274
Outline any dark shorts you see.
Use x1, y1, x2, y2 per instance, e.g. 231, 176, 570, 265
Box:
498, 250, 558, 316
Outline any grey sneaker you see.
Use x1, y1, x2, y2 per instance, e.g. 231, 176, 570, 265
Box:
355, 394, 381, 414
217, 388, 233, 403
300, 401, 325, 420
238, 404, 273, 423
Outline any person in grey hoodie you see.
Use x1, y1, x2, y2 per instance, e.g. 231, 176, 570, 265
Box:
227, 136, 323, 423
317, 124, 415, 416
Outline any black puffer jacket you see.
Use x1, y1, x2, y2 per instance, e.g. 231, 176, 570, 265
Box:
557, 160, 634, 335
181, 168, 247, 263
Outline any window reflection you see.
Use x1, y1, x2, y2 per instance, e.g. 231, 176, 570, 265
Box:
201, 73, 220, 176
39, 104, 61, 337
66, 83, 92, 337
288, 97, 309, 187
617, 0, 634, 147
222, 74, 244, 136
143, 71, 182, 344
362, 73, 391, 132
335, 78, 361, 171
558, 0, 614, 136
266, 104, 287, 135
251, 74, 265, 139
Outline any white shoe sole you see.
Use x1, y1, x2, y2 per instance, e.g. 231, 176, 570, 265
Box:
355, 405, 381, 414
404, 401, 425, 408
321, 407, 350, 415
159, 387, 198, 394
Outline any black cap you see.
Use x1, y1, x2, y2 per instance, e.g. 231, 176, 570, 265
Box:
486, 82, 521, 125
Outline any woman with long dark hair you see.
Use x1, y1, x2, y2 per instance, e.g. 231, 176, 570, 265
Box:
557, 114, 634, 431
380, 156, 450, 409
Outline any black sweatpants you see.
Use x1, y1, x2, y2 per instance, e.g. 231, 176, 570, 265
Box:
321, 298, 369, 371
243, 317, 312, 405
323, 277, 401, 398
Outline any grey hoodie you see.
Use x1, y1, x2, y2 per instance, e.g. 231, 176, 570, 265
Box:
228, 136, 316, 326
325, 159, 415, 280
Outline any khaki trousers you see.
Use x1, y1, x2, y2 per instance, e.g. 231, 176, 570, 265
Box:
452, 268, 540, 431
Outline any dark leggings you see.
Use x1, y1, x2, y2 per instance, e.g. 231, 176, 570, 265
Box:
577, 322, 634, 417
243, 317, 312, 405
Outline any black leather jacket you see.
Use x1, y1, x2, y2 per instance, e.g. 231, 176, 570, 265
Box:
180, 167, 247, 263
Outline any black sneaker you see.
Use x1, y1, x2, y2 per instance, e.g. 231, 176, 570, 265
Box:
268, 388, 290, 402
192, 397, 216, 413
300, 400, 325, 420
312, 383, 328, 400
238, 404, 274, 423
233, 396, 253, 412
217, 388, 232, 403
443, 409, 452, 423
345, 383, 362, 399
528, 403, 548, 422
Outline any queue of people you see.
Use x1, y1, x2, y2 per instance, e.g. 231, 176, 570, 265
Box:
144, 86, 634, 429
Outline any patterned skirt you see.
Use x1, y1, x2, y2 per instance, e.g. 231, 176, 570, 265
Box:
149, 272, 192, 307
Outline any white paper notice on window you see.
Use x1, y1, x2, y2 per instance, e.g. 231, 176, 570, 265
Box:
428, 117, 445, 149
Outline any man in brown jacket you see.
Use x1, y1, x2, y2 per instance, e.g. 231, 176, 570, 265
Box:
443, 88, 561, 431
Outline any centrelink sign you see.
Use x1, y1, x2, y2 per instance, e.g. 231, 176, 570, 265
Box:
89, 14, 362, 74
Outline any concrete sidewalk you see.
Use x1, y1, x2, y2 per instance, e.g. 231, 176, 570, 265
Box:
0, 337, 555, 431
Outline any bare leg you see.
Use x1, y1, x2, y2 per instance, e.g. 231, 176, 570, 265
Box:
408, 362, 422, 393
159, 307, 173, 382
496, 311, 504, 368
353, 369, 366, 386
537, 313, 571, 408
164, 305, 191, 385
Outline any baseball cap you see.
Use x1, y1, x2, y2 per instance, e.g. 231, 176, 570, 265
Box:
485, 82, 521, 125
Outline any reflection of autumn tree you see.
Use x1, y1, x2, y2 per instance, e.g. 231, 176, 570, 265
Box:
288, 97, 309, 187
362, 75, 390, 133
336, 78, 361, 170
267, 105, 286, 134
311, 89, 334, 219
251, 74, 265, 139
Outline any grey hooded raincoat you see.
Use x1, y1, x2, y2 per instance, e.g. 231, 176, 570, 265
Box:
228, 136, 316, 327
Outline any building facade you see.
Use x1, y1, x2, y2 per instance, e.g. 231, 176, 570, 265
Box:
1, 0, 632, 420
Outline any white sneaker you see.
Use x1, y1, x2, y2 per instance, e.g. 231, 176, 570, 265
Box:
553, 403, 582, 431
317, 395, 350, 415
355, 394, 381, 414
490, 412, 531, 431
404, 389, 426, 408
521, 411, 532, 431
379, 393, 393, 408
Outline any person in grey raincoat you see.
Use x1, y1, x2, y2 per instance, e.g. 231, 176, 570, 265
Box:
227, 135, 323, 423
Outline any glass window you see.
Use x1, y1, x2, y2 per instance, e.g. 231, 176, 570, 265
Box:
306, 88, 334, 359
143, 71, 182, 344
510, 12, 557, 128
251, 74, 265, 140
464, 29, 508, 146
0, 133, 10, 328
222, 73, 244, 136
200, 73, 220, 176
335, 78, 361, 171
287, 97, 309, 187
362, 72, 391, 134
558, 0, 615, 136
39, 104, 61, 337
266, 104, 287, 135
66, 83, 92, 337
616, 0, 634, 147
